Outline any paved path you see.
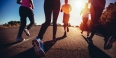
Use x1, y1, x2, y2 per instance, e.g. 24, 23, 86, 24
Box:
0, 26, 116, 58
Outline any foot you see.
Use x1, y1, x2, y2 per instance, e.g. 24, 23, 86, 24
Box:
104, 35, 115, 50
63, 32, 67, 37
16, 37, 25, 42
87, 37, 93, 44
52, 39, 57, 43
32, 38, 45, 57
24, 29, 30, 36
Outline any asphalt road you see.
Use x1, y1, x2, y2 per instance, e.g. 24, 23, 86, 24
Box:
0, 26, 116, 58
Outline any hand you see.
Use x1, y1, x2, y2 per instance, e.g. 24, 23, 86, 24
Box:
32, 5, 34, 9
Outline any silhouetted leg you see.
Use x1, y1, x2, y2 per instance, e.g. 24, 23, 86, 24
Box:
37, 9, 52, 40
53, 10, 59, 39
17, 6, 27, 37
89, 6, 103, 39
18, 16, 26, 37
63, 23, 67, 36
27, 10, 34, 30
81, 23, 84, 34
63, 23, 67, 32
67, 25, 69, 32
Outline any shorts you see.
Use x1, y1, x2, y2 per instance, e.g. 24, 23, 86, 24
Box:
63, 13, 70, 24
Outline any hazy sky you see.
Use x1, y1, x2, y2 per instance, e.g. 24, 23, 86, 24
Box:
0, 0, 116, 26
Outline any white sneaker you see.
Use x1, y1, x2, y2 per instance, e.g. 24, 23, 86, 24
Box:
24, 29, 30, 36
16, 37, 25, 42
32, 38, 45, 57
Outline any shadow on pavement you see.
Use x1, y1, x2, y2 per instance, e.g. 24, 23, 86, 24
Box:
44, 35, 67, 52
11, 35, 66, 58
0, 41, 20, 51
82, 35, 111, 58
56, 35, 67, 41
11, 47, 40, 58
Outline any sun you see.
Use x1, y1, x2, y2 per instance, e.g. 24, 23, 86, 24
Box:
75, 1, 85, 9
68, 0, 88, 26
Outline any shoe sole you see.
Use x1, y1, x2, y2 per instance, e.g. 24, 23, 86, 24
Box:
32, 40, 45, 57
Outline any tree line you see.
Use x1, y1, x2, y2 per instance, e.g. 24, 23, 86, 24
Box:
79, 2, 116, 35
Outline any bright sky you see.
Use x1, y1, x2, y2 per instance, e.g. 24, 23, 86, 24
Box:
0, 0, 116, 26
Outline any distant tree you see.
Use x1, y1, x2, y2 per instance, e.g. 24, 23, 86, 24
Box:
8, 21, 21, 26
80, 2, 116, 34
100, 2, 116, 34
2, 21, 21, 27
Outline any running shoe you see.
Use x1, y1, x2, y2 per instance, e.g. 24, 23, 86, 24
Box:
104, 35, 115, 50
32, 38, 45, 57
16, 37, 25, 42
24, 29, 30, 36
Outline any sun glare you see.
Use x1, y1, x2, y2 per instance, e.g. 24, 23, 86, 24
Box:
68, 0, 88, 26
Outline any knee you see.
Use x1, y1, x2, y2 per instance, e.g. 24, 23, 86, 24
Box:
20, 23, 26, 27
43, 21, 50, 26
53, 22, 57, 25
30, 21, 34, 24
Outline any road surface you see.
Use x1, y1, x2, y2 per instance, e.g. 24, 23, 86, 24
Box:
0, 26, 116, 58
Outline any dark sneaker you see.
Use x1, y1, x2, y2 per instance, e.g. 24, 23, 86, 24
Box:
16, 37, 25, 42
32, 38, 45, 57
24, 29, 30, 36
104, 35, 115, 50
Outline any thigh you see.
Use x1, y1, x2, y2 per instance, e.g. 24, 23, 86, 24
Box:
19, 6, 27, 17
94, 9, 103, 24
19, 6, 27, 24
53, 8, 60, 23
27, 9, 34, 22
92, 7, 104, 24
44, 7, 52, 24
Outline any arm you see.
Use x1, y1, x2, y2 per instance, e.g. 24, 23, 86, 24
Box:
80, 9, 83, 15
61, 9, 63, 12
17, 0, 22, 4
88, 0, 91, 3
61, 6, 63, 12
29, 0, 34, 9
69, 5, 72, 12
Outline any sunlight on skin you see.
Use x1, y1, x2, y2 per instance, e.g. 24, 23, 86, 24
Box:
68, 0, 88, 26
